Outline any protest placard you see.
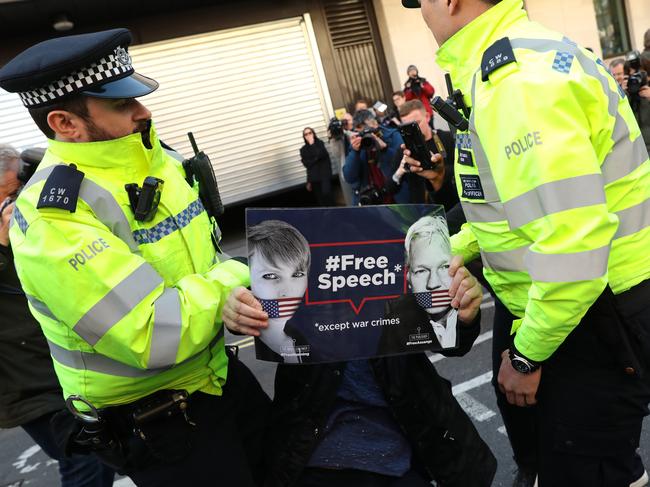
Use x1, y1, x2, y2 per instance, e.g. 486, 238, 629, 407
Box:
246, 205, 457, 363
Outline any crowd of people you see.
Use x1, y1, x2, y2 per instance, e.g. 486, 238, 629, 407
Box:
1, 0, 650, 486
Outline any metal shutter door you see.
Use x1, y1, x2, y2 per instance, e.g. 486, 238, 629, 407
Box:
130, 16, 333, 205
0, 89, 47, 151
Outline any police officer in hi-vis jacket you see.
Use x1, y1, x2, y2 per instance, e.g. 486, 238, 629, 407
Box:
0, 29, 271, 487
402, 0, 650, 486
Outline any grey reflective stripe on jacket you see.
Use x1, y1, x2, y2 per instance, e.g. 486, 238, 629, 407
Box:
46, 327, 225, 378
25, 293, 58, 321
27, 262, 205, 370
149, 288, 183, 368
503, 174, 606, 230
79, 177, 140, 253
72, 263, 163, 346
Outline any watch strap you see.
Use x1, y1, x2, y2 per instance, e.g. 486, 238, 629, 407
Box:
509, 342, 541, 374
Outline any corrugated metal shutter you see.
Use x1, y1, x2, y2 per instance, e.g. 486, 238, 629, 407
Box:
130, 16, 333, 205
0, 89, 47, 151
323, 0, 386, 106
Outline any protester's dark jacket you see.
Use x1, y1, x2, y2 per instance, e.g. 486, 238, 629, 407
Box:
264, 311, 497, 487
300, 139, 332, 183
0, 244, 63, 428
378, 294, 458, 354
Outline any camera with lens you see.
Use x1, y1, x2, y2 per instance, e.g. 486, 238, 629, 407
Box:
356, 127, 381, 149
328, 117, 344, 139
628, 71, 648, 96
355, 184, 389, 206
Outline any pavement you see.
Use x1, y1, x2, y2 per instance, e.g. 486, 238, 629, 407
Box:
2, 187, 649, 486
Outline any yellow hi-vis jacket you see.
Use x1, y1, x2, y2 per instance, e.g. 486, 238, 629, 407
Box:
441, 0, 650, 362
9, 124, 249, 408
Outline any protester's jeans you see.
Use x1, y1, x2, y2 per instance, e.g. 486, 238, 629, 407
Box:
22, 411, 115, 487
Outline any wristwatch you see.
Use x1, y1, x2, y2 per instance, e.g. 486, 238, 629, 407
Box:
509, 345, 541, 374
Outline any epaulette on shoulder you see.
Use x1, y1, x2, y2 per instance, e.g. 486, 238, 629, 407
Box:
481, 37, 517, 82
36, 163, 85, 213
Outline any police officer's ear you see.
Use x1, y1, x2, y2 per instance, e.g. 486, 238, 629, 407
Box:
46, 108, 88, 142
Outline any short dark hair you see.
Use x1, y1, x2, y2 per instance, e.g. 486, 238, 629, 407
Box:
28, 95, 90, 139
399, 99, 426, 118
641, 51, 650, 74
352, 109, 376, 128
392, 90, 405, 98
483, 0, 502, 4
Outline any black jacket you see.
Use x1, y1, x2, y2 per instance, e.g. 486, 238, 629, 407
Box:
300, 139, 332, 183
378, 294, 464, 355
0, 244, 64, 428
264, 312, 497, 487
635, 96, 650, 154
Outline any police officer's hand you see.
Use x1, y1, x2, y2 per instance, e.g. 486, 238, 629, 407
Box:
640, 86, 650, 100
350, 133, 362, 152
0, 199, 14, 247
222, 287, 268, 337
447, 255, 482, 324
498, 350, 541, 407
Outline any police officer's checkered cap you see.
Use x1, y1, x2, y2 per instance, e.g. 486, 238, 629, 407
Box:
0, 29, 151, 108
19, 47, 133, 107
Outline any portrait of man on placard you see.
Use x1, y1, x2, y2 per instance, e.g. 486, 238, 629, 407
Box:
248, 220, 311, 363
379, 215, 458, 354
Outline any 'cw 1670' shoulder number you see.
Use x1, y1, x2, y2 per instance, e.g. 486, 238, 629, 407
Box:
41, 187, 69, 206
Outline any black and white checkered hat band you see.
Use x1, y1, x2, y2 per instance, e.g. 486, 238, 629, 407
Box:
18, 47, 133, 107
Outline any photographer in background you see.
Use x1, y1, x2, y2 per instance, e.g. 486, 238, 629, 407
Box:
625, 50, 650, 152
403, 65, 435, 120
343, 109, 408, 205
300, 127, 334, 207
0, 144, 114, 487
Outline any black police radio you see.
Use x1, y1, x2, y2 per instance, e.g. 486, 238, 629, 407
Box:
430, 73, 470, 132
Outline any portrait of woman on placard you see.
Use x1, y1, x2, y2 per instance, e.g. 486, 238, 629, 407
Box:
248, 220, 311, 363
